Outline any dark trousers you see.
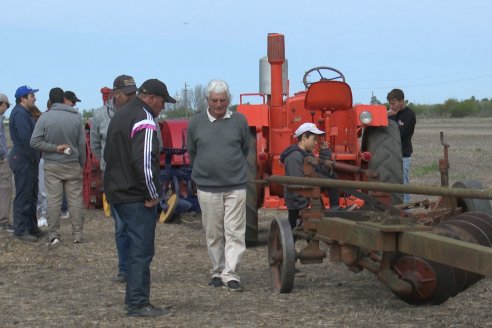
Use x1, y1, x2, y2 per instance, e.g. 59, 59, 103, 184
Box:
61, 194, 68, 213
288, 209, 301, 230
113, 202, 157, 308
110, 206, 130, 275
9, 157, 39, 236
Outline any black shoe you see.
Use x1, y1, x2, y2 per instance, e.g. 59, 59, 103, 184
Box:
208, 277, 223, 287
112, 273, 127, 284
12, 233, 38, 243
224, 280, 243, 292
127, 304, 171, 317
30, 228, 47, 238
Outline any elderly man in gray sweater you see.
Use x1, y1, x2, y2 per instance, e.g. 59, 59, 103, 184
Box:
187, 79, 250, 292
30, 87, 86, 245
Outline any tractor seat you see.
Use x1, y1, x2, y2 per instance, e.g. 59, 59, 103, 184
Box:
304, 80, 353, 111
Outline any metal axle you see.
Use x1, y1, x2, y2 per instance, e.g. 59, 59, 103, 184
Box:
266, 175, 492, 200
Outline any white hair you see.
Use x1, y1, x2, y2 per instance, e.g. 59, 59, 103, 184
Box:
206, 79, 231, 99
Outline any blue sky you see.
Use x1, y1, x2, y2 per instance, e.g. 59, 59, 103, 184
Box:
2, 0, 491, 116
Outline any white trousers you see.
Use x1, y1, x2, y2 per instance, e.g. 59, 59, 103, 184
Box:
198, 189, 246, 283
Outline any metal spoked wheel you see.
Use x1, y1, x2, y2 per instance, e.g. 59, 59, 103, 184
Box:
268, 217, 296, 293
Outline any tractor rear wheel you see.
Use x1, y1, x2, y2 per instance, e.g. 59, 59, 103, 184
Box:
362, 120, 404, 204
246, 129, 260, 246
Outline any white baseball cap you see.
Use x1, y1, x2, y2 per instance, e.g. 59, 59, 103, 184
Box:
294, 123, 325, 137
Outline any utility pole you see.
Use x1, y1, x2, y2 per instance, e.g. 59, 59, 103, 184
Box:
184, 82, 189, 118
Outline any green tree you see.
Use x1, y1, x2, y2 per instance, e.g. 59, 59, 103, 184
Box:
82, 109, 94, 120
448, 98, 479, 118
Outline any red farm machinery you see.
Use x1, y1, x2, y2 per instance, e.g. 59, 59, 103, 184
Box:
83, 88, 197, 222
236, 33, 492, 304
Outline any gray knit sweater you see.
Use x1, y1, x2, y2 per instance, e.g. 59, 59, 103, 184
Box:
186, 110, 250, 192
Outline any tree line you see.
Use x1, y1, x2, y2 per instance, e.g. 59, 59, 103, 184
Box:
410, 96, 492, 118
371, 94, 492, 118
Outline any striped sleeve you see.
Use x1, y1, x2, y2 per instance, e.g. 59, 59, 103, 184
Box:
130, 110, 159, 199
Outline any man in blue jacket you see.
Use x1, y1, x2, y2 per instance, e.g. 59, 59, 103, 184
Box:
8, 85, 41, 242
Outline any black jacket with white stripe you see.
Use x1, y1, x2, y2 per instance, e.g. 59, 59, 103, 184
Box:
103, 96, 161, 204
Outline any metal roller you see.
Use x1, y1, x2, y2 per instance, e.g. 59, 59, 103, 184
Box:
392, 212, 492, 304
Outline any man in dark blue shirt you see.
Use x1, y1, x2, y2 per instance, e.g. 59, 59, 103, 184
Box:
8, 85, 41, 242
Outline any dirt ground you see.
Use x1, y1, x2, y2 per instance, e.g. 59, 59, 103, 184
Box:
1, 117, 492, 328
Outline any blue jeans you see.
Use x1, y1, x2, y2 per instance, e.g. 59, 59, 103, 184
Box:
9, 155, 38, 236
110, 206, 130, 275
403, 157, 412, 203
112, 202, 157, 308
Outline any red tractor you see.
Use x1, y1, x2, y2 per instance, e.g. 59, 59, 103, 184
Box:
237, 33, 403, 244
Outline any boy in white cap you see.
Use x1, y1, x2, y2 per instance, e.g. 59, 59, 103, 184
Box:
280, 122, 339, 230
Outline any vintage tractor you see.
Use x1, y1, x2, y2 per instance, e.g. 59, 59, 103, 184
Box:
237, 33, 403, 244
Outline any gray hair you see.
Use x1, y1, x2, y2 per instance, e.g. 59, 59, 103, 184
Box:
206, 79, 231, 99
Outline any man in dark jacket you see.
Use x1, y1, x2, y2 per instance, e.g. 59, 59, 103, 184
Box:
387, 89, 416, 203
104, 79, 175, 317
8, 85, 41, 242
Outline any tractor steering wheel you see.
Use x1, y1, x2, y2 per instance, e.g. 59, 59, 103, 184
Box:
303, 66, 346, 89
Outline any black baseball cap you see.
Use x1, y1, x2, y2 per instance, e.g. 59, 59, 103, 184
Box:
64, 91, 81, 103
49, 87, 64, 104
113, 75, 138, 94
138, 79, 176, 103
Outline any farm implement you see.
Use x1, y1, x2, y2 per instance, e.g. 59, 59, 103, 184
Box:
266, 147, 492, 304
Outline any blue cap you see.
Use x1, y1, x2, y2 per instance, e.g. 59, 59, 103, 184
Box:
15, 85, 39, 99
